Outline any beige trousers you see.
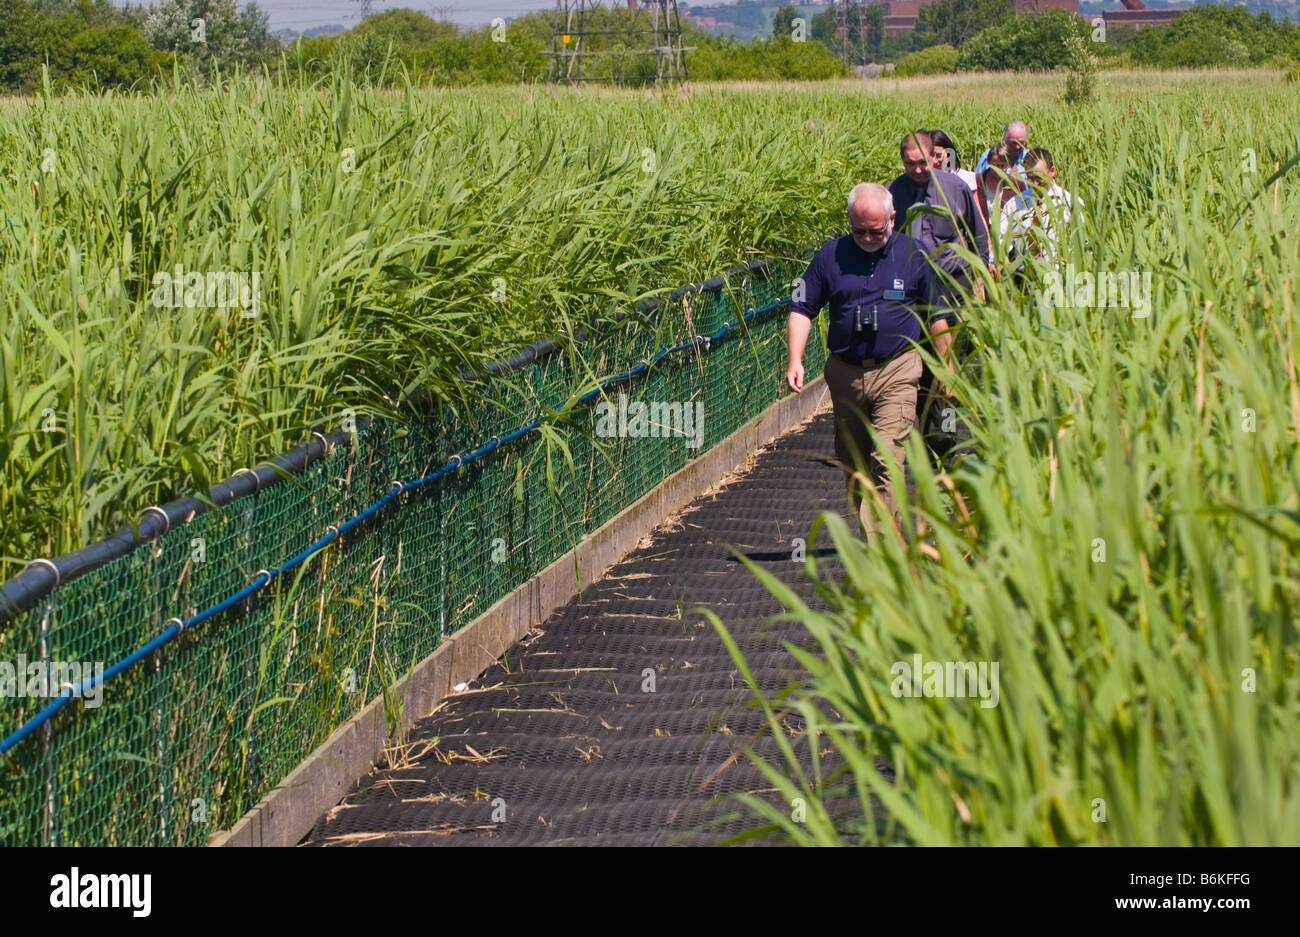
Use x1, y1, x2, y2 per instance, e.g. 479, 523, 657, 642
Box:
822, 348, 922, 542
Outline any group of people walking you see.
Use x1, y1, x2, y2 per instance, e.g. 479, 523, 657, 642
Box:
786, 121, 1079, 541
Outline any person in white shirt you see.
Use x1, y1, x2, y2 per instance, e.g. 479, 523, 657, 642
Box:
999, 147, 1081, 279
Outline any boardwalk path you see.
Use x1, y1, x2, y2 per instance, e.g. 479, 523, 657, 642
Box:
305, 407, 857, 846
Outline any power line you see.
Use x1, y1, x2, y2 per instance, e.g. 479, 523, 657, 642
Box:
544, 0, 692, 86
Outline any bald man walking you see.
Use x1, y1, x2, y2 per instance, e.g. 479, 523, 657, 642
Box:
786, 183, 955, 543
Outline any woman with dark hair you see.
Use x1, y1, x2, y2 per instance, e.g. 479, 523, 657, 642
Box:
930, 131, 997, 280
928, 129, 979, 193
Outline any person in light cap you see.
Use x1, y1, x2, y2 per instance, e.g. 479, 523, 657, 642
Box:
975, 120, 1029, 177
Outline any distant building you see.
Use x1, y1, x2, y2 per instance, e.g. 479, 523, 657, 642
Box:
882, 0, 920, 36
689, 15, 738, 28
1016, 0, 1080, 11
881, 0, 1182, 36
1099, 7, 1183, 27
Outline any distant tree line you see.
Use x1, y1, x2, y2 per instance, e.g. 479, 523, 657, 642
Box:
0, 0, 1296, 95
284, 7, 849, 84
776, 0, 1300, 72
0, 0, 282, 93
949, 5, 1300, 71
0, 1, 850, 93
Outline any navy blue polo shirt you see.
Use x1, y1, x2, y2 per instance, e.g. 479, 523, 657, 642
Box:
790, 231, 953, 361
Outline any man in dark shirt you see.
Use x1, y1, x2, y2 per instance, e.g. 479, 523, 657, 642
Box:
889, 129, 987, 452
786, 182, 955, 542
889, 130, 989, 288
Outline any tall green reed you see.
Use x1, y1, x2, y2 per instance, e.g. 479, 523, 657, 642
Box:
715, 81, 1300, 845
1, 73, 907, 571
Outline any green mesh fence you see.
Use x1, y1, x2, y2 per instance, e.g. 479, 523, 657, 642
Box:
0, 251, 825, 846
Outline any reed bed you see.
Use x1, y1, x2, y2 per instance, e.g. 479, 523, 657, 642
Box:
714, 78, 1300, 845
1, 71, 881, 570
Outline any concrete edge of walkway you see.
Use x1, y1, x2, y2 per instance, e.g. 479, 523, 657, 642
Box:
209, 378, 830, 847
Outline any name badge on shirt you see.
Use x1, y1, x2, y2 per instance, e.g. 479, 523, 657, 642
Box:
883, 289, 905, 300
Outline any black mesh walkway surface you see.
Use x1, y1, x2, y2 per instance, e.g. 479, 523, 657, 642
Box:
304, 407, 860, 846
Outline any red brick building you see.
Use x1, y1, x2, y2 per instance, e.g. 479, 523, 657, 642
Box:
881, 0, 1181, 37
883, 0, 925, 36
1099, 8, 1183, 28
882, 0, 921, 37
1016, 0, 1082, 10
883, 0, 1074, 37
